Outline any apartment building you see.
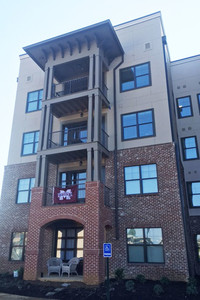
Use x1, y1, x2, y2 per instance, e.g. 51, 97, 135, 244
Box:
0, 11, 198, 284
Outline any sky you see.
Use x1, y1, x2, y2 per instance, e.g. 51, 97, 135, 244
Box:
0, 0, 200, 194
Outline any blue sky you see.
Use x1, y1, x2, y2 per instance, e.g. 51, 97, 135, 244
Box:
0, 0, 200, 193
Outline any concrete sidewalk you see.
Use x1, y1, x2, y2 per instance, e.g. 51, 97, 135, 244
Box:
0, 294, 53, 299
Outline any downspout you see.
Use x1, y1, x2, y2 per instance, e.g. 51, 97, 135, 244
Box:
162, 36, 192, 276
113, 55, 124, 239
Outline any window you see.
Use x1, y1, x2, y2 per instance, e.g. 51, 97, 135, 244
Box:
26, 90, 43, 112
63, 123, 87, 146
181, 136, 198, 160
22, 131, 39, 155
122, 109, 154, 140
124, 164, 158, 195
187, 182, 200, 207
198, 94, 200, 112
17, 178, 35, 203
197, 235, 200, 261
120, 62, 151, 92
60, 171, 86, 200
56, 228, 84, 261
10, 232, 27, 261
127, 228, 164, 263
177, 96, 193, 118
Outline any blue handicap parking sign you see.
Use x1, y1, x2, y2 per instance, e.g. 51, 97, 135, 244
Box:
103, 243, 112, 257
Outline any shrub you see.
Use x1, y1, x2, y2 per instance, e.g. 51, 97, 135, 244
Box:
136, 274, 146, 284
114, 268, 124, 280
186, 277, 198, 296
153, 284, 164, 296
18, 267, 24, 279
160, 276, 170, 286
125, 280, 135, 292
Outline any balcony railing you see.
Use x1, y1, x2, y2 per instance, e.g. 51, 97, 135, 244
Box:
48, 126, 108, 149
53, 77, 88, 97
48, 126, 87, 148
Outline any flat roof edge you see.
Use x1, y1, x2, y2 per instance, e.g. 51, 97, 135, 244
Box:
171, 54, 200, 64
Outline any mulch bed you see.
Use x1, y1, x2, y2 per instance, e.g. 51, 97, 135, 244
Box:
0, 273, 199, 299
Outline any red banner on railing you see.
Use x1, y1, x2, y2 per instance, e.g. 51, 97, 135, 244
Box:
53, 186, 78, 204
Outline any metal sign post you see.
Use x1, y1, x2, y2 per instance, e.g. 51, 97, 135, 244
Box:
103, 243, 112, 300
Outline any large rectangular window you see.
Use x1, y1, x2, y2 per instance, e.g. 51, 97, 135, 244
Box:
56, 228, 84, 261
177, 96, 193, 118
127, 228, 164, 263
26, 90, 43, 112
181, 136, 198, 160
22, 131, 39, 156
60, 171, 86, 200
124, 164, 158, 195
120, 62, 151, 92
187, 182, 200, 207
122, 109, 154, 140
17, 178, 35, 203
10, 232, 27, 261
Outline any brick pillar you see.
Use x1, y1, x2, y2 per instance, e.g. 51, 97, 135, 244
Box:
83, 182, 106, 285
24, 187, 44, 280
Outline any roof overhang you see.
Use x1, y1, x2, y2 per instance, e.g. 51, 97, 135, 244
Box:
23, 20, 124, 70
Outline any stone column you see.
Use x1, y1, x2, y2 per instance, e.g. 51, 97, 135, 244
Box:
47, 67, 53, 100
88, 55, 94, 90
86, 149, 92, 182
87, 95, 93, 142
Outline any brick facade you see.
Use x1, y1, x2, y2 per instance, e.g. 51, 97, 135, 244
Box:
0, 162, 36, 273
105, 143, 189, 281
0, 143, 190, 283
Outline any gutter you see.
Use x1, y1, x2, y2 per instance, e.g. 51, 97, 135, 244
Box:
113, 55, 124, 239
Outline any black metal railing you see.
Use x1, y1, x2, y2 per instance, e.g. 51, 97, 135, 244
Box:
48, 126, 87, 148
53, 77, 88, 97
48, 126, 108, 149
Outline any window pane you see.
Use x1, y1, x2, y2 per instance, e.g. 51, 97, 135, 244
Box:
66, 251, 74, 260
139, 123, 153, 137
181, 107, 192, 117
123, 114, 136, 126
28, 102, 37, 112
66, 239, 75, 248
124, 126, 137, 139
12, 232, 24, 246
17, 191, 29, 203
28, 91, 38, 101
57, 239, 65, 248
18, 179, 30, 190
57, 229, 66, 238
30, 178, 35, 188
34, 141, 39, 153
77, 250, 83, 258
126, 180, 140, 194
197, 235, 200, 247
77, 229, 84, 237
141, 164, 157, 179
135, 63, 149, 76
78, 190, 85, 199
125, 166, 139, 180
67, 229, 75, 237
11, 247, 23, 261
122, 81, 135, 91
138, 110, 152, 124
145, 228, 163, 245
191, 182, 200, 194
186, 148, 197, 159
143, 179, 158, 193
23, 144, 33, 155
136, 75, 150, 87
147, 246, 164, 262
185, 137, 196, 148
192, 195, 200, 207
77, 239, 84, 248
128, 245, 144, 262
24, 133, 34, 143
127, 228, 144, 244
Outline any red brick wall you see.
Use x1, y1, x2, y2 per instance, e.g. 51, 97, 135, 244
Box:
105, 143, 189, 281
0, 142, 190, 283
0, 162, 36, 273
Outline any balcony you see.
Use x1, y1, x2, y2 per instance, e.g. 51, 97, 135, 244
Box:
53, 77, 88, 98
48, 126, 108, 149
